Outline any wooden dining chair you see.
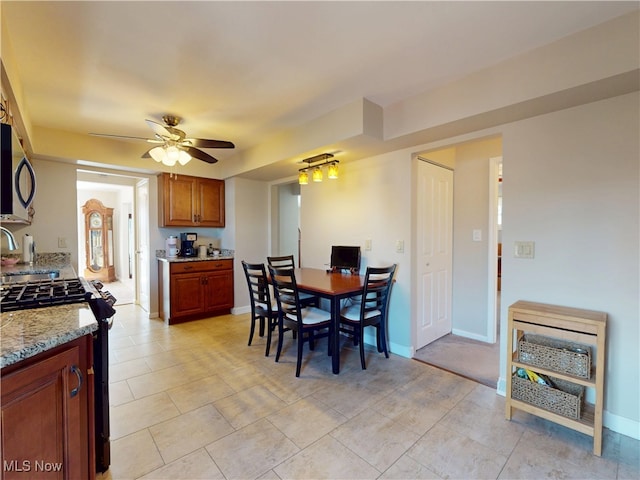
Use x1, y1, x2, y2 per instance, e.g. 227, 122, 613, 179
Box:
241, 261, 280, 356
268, 265, 333, 377
339, 264, 397, 369
267, 254, 319, 307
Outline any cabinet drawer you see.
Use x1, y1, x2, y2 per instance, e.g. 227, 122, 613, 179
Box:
170, 259, 232, 274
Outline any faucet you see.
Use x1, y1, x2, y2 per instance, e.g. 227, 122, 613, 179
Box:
0, 226, 19, 250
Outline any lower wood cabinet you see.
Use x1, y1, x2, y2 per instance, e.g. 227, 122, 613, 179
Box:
159, 259, 234, 324
1, 335, 94, 480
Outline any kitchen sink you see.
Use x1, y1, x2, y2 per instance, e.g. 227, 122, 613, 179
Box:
1, 270, 60, 284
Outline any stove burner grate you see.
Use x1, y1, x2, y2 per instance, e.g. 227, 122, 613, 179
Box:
0, 278, 90, 312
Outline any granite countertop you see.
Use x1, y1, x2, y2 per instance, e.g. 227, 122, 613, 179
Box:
157, 255, 234, 263
0, 262, 98, 368
1, 304, 98, 368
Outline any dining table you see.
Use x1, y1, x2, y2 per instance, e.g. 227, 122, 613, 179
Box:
292, 268, 365, 374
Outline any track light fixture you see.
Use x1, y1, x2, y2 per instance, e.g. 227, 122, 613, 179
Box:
298, 153, 339, 185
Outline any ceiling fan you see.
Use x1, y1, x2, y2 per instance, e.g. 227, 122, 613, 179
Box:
90, 115, 234, 165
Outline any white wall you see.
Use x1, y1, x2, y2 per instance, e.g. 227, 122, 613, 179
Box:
300, 152, 414, 352
226, 177, 270, 312
8, 159, 80, 269
450, 137, 502, 339
500, 92, 639, 437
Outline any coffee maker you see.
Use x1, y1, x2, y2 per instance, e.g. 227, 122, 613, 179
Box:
179, 232, 198, 257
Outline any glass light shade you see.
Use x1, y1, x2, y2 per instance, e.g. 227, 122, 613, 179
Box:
328, 162, 339, 179
312, 166, 323, 182
149, 146, 176, 166
298, 170, 309, 185
177, 150, 192, 165
166, 146, 180, 162
148, 145, 191, 167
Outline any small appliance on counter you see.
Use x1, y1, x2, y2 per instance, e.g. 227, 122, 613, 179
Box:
180, 232, 198, 257
166, 235, 178, 258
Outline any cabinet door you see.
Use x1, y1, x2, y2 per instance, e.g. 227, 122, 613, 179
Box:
1, 346, 82, 480
204, 270, 234, 311
197, 179, 225, 227
170, 272, 205, 318
162, 174, 197, 226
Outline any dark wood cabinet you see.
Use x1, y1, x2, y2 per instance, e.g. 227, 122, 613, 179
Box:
1, 335, 94, 480
158, 173, 225, 227
159, 259, 234, 324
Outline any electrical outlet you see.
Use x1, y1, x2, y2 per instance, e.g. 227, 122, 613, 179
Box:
514, 241, 535, 259
58, 237, 67, 249
395, 240, 404, 253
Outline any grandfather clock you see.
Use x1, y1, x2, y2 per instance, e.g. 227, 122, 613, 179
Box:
83, 198, 116, 282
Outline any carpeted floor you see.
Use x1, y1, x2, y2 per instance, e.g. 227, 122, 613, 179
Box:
413, 333, 500, 388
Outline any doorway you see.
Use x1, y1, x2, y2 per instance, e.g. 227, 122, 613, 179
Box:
273, 181, 302, 261
77, 171, 140, 305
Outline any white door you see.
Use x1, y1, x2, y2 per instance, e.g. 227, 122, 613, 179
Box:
415, 160, 453, 349
135, 179, 150, 312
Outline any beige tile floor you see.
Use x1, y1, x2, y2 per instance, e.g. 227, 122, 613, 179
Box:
98, 304, 639, 480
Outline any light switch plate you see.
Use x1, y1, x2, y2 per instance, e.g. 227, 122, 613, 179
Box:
395, 240, 404, 253
473, 229, 482, 242
514, 241, 535, 259
365, 239, 372, 251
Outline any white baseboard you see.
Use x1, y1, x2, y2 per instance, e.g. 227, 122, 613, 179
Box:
604, 411, 640, 440
451, 328, 491, 343
232, 305, 250, 315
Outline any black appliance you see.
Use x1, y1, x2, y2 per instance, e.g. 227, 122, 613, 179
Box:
0, 277, 116, 474
1, 123, 37, 223
330, 245, 361, 273
180, 232, 198, 257
88, 280, 116, 473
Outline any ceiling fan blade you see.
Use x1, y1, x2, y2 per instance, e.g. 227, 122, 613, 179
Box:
145, 119, 180, 141
141, 149, 152, 158
186, 138, 235, 149
184, 146, 218, 164
89, 132, 151, 142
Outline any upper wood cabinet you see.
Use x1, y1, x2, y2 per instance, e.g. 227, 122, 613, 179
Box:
158, 173, 225, 227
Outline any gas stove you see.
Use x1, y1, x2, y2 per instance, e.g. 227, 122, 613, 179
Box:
0, 278, 92, 312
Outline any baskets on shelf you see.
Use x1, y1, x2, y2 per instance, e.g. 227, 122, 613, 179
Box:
511, 374, 584, 419
518, 334, 591, 379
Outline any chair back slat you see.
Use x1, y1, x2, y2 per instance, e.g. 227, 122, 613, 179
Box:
242, 261, 273, 314
268, 265, 302, 323
267, 254, 296, 269
360, 265, 396, 320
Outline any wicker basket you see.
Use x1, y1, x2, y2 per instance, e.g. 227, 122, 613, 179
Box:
511, 374, 584, 419
518, 334, 591, 379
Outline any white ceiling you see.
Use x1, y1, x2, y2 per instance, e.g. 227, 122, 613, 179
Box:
2, 1, 638, 179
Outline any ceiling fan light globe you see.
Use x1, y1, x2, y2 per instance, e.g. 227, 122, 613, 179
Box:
178, 150, 192, 165
149, 146, 167, 163
166, 146, 181, 163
